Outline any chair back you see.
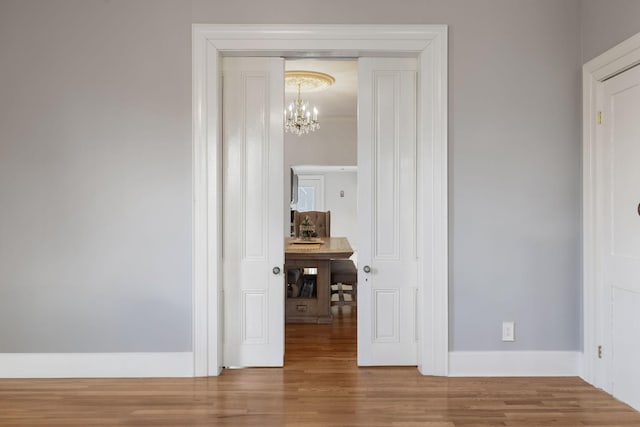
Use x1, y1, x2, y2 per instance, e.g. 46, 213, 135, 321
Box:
293, 210, 331, 238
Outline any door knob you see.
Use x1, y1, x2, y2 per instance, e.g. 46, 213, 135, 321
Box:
272, 266, 281, 275
363, 265, 371, 273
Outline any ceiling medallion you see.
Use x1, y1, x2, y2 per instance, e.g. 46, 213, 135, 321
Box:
284, 70, 335, 136
285, 71, 335, 92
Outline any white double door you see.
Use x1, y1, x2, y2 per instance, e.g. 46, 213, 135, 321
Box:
599, 64, 640, 409
222, 57, 419, 368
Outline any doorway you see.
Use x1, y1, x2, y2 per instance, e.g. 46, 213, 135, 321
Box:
222, 55, 422, 368
288, 163, 359, 363
284, 59, 359, 364
192, 24, 449, 376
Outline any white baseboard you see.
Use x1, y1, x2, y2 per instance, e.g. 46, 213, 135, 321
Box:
0, 351, 581, 378
449, 351, 581, 377
0, 352, 194, 378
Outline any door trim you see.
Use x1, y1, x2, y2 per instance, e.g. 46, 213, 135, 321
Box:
192, 24, 449, 376
582, 31, 640, 388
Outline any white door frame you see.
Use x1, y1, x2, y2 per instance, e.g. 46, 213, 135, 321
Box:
192, 24, 448, 376
582, 32, 640, 388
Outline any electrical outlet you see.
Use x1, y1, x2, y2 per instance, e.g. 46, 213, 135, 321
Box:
502, 321, 515, 342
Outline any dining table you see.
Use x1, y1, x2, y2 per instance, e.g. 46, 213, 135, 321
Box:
284, 237, 353, 324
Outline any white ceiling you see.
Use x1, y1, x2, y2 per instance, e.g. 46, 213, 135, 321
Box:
285, 59, 357, 118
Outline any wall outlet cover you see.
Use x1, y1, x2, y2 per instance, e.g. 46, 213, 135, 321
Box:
502, 321, 515, 342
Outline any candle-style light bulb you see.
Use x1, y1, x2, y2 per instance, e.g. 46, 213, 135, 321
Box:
313, 107, 318, 121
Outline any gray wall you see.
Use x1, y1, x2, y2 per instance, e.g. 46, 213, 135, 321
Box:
0, 1, 193, 352
0, 0, 588, 353
285, 118, 357, 174
581, 0, 640, 63
324, 171, 358, 252
284, 117, 357, 232
443, 0, 582, 351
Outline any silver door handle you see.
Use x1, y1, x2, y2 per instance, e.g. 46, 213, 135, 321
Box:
272, 266, 281, 275
363, 265, 371, 273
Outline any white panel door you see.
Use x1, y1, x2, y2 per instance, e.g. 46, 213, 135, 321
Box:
222, 57, 284, 367
357, 58, 418, 366
602, 64, 640, 409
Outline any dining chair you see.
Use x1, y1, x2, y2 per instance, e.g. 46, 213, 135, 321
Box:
293, 210, 331, 238
330, 259, 357, 306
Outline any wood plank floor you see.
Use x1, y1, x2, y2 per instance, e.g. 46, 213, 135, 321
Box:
1, 306, 639, 426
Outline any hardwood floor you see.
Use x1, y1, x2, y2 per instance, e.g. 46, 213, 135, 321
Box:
1, 306, 639, 426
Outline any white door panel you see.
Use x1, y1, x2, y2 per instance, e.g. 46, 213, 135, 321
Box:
611, 78, 640, 261
602, 64, 640, 409
222, 57, 284, 367
612, 288, 640, 410
358, 57, 418, 366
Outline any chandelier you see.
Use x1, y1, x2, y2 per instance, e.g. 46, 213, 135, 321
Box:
284, 70, 334, 136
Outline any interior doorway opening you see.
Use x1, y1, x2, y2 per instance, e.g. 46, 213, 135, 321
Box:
192, 24, 449, 377
284, 59, 359, 365
221, 54, 425, 370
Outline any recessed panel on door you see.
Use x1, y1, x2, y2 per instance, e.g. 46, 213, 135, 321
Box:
373, 289, 399, 343
374, 73, 401, 260
612, 84, 640, 260
243, 290, 267, 344
244, 75, 269, 260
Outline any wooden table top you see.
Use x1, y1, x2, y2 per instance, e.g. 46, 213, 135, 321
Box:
285, 237, 354, 260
